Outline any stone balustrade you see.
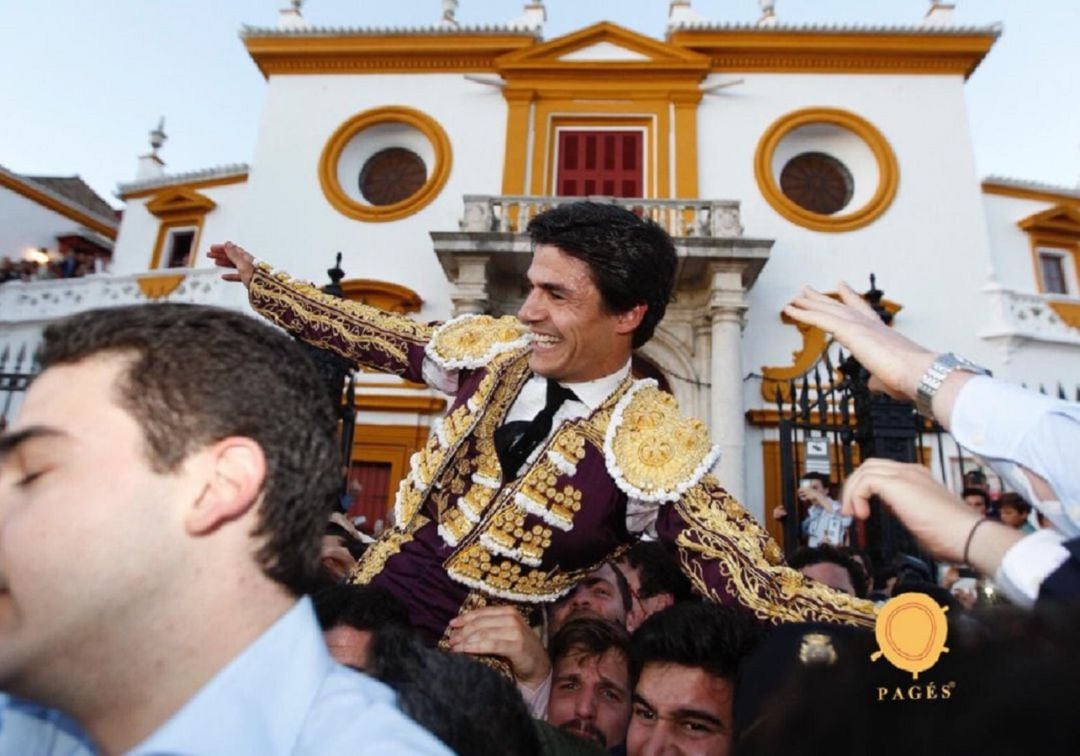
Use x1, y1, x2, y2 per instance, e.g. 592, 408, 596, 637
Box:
459, 194, 744, 237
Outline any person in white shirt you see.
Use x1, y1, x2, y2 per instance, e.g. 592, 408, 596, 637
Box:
785, 282, 1080, 608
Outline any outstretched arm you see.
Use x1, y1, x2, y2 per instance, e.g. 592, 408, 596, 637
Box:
655, 476, 876, 627
206, 241, 434, 380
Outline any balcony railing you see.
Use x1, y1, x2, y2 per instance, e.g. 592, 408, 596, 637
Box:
0, 267, 249, 324
979, 285, 1080, 346
459, 195, 744, 237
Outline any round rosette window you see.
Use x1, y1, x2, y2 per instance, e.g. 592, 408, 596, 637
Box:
754, 108, 898, 232
319, 106, 452, 222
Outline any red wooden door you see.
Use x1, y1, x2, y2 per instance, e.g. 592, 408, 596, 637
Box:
557, 130, 643, 197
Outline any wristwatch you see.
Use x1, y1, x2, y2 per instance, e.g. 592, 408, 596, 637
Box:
914, 353, 991, 419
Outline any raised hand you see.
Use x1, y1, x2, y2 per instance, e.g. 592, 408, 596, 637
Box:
207, 241, 256, 287
447, 605, 550, 687
783, 281, 935, 402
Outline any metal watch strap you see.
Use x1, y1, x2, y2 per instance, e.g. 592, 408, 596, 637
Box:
914, 353, 990, 418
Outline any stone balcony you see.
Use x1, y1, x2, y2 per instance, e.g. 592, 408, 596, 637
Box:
0, 267, 250, 359
433, 195, 769, 317
979, 284, 1080, 357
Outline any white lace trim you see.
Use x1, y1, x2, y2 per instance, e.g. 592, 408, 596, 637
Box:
425, 313, 532, 370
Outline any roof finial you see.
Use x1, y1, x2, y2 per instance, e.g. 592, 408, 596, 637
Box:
278, 0, 309, 30
668, 1, 705, 29
922, 2, 956, 26
441, 0, 460, 28
508, 2, 545, 33
135, 117, 167, 181
757, 0, 778, 27
149, 117, 167, 157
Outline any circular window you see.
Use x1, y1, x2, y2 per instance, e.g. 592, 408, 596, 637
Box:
779, 152, 854, 215
319, 106, 451, 223
359, 147, 427, 206
754, 108, 898, 233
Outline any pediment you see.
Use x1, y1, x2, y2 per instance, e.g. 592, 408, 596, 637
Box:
497, 21, 709, 72
145, 188, 217, 219
1018, 203, 1080, 238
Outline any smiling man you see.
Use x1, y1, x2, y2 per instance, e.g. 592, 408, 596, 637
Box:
627, 604, 759, 756
209, 202, 873, 663
0, 305, 447, 755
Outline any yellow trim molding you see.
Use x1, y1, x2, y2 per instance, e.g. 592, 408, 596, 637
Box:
145, 188, 217, 269
318, 106, 452, 223
243, 32, 536, 78
761, 293, 901, 402
754, 107, 899, 233
0, 171, 117, 240
496, 22, 707, 199
355, 394, 448, 415
137, 273, 186, 300
982, 180, 1080, 206
120, 171, 247, 200
341, 278, 423, 313
1019, 205, 1080, 328
669, 28, 997, 79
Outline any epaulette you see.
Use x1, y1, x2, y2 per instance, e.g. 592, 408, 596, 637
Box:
425, 313, 530, 370
604, 380, 720, 503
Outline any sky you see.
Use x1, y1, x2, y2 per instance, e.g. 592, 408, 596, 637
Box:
2, 0, 1077, 209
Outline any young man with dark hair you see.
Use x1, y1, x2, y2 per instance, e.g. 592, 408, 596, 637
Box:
962, 486, 991, 517
210, 202, 872, 659
617, 541, 695, 632
628, 603, 759, 756
789, 545, 867, 598
0, 304, 446, 754
313, 583, 411, 670
546, 618, 633, 752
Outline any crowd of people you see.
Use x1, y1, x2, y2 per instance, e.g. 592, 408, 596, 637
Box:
1, 201, 1078, 754
0, 250, 104, 284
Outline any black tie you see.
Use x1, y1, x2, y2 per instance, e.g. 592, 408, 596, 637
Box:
494, 379, 577, 479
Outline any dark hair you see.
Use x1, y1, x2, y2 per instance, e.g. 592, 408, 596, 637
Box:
608, 558, 633, 613
312, 583, 410, 632
526, 202, 677, 348
630, 603, 759, 685
801, 472, 831, 485
962, 487, 991, 509
624, 541, 694, 602
789, 545, 868, 599
38, 303, 341, 594
997, 492, 1032, 515
549, 617, 632, 669
370, 627, 540, 756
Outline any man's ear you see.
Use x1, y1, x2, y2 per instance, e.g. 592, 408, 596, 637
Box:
614, 303, 647, 336
185, 437, 266, 536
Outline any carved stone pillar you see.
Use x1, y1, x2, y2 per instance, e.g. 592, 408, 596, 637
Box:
708, 265, 748, 502
448, 255, 490, 315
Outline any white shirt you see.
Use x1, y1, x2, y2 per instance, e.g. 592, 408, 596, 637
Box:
949, 376, 1080, 607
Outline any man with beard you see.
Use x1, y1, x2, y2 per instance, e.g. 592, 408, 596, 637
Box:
545, 618, 632, 752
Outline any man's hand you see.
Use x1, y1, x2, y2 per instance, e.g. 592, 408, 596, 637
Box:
207, 241, 256, 287
447, 605, 550, 687
783, 282, 935, 402
841, 459, 1021, 575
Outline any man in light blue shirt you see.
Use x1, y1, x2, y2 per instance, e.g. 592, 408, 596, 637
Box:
0, 304, 448, 754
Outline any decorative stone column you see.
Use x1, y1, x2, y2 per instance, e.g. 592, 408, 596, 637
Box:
708, 264, 748, 503
448, 255, 490, 316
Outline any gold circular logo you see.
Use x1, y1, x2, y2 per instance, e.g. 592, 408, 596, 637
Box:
870, 594, 949, 679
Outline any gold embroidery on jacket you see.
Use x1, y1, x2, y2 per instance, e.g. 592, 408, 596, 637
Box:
673, 477, 875, 627
249, 265, 433, 369
350, 515, 429, 586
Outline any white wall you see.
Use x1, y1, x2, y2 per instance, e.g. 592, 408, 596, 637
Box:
0, 187, 97, 259
236, 73, 509, 321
